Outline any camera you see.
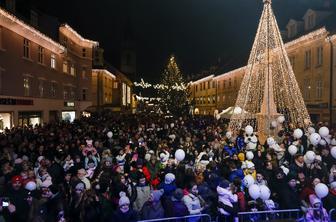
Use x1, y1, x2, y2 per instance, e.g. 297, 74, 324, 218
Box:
1, 197, 9, 207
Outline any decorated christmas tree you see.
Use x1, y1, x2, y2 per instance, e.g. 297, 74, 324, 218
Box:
158, 55, 189, 116
229, 0, 310, 139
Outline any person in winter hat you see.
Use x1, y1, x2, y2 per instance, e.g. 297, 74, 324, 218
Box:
139, 189, 165, 220
158, 173, 177, 197
306, 194, 329, 222
111, 192, 137, 222
165, 188, 189, 218
183, 182, 206, 222
217, 180, 238, 222
133, 172, 150, 212
322, 181, 336, 212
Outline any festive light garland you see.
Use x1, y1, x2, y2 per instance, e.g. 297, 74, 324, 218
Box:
134, 78, 187, 91
135, 95, 161, 101
229, 0, 310, 135
60, 24, 99, 47
92, 69, 116, 79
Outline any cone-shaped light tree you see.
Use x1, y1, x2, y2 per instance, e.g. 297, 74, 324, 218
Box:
229, 0, 310, 138
159, 55, 189, 116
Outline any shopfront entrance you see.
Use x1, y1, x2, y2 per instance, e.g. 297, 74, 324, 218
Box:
18, 111, 42, 127
0, 112, 12, 132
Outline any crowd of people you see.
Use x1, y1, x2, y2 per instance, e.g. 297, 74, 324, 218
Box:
0, 110, 335, 222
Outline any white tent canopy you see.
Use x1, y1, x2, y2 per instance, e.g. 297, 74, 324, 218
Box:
219, 106, 248, 119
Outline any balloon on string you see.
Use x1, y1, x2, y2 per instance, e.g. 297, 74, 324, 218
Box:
107, 131, 113, 138
246, 151, 254, 160
170, 123, 175, 128
248, 184, 261, 200
259, 185, 271, 200
331, 146, 336, 159
25, 181, 37, 191
293, 129, 303, 139
175, 149, 185, 161
315, 183, 329, 199
243, 175, 255, 188
267, 137, 276, 146
245, 125, 254, 136
309, 133, 321, 146
304, 154, 314, 164
288, 145, 298, 156
308, 127, 316, 134
318, 127, 329, 138
305, 151, 316, 162
319, 138, 327, 146
277, 116, 285, 123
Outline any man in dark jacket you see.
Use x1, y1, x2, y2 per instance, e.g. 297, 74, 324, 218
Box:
165, 188, 189, 218
278, 174, 301, 209
111, 195, 137, 222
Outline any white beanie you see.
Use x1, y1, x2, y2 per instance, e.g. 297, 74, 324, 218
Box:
119, 192, 130, 206
330, 181, 336, 190
165, 173, 175, 184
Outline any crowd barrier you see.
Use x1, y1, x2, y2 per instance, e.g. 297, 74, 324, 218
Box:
139, 208, 336, 222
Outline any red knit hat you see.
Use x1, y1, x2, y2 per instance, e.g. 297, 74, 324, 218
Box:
11, 175, 23, 184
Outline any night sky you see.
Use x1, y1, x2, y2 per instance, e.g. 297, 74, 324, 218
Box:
31, 0, 334, 82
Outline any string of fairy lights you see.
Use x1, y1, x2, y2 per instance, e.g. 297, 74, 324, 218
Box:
134, 78, 187, 91
229, 0, 311, 134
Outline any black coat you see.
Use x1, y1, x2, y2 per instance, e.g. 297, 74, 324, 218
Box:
111, 209, 138, 222
277, 185, 301, 209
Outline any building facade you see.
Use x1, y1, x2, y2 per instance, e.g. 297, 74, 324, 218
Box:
0, 6, 97, 129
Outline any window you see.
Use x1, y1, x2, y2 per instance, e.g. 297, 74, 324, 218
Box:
82, 48, 86, 57
208, 81, 210, 89
63, 87, 69, 100
23, 38, 30, 58
51, 82, 57, 97
70, 64, 75, 76
38, 79, 44, 97
289, 24, 296, 38
229, 78, 232, 87
127, 86, 131, 104
212, 96, 215, 104
317, 46, 323, 66
38, 46, 44, 64
122, 83, 127, 106
70, 87, 75, 99
303, 79, 310, 100
113, 81, 118, 89
51, 54, 56, 69
212, 81, 215, 88
289, 56, 295, 69
307, 14, 315, 30
304, 50, 311, 69
208, 96, 210, 104
82, 89, 87, 101
23, 77, 30, 96
223, 80, 226, 89
316, 80, 323, 99
195, 85, 198, 92
82, 67, 87, 79
63, 61, 68, 73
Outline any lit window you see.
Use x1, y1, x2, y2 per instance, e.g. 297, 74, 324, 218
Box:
38, 46, 44, 64
127, 86, 131, 104
304, 50, 311, 69
316, 80, 323, 99
113, 81, 118, 89
317, 46, 323, 66
70, 64, 75, 76
23, 38, 30, 58
122, 83, 126, 106
82, 67, 87, 79
23, 77, 30, 96
38, 80, 44, 97
51, 54, 56, 69
63, 61, 68, 73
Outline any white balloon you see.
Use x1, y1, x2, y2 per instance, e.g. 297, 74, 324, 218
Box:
331, 139, 336, 146
304, 154, 314, 164
25, 181, 37, 191
259, 185, 271, 200
319, 138, 327, 146
277, 116, 285, 123
331, 146, 336, 159
318, 127, 329, 138
315, 183, 329, 199
308, 127, 316, 134
288, 145, 298, 156
249, 184, 261, 200
243, 175, 255, 188
247, 142, 257, 151
309, 133, 321, 146
246, 151, 254, 160
107, 131, 113, 138
293, 129, 303, 139
226, 131, 232, 139
245, 125, 254, 136
271, 121, 277, 128
306, 151, 316, 162
175, 149, 185, 161
267, 137, 276, 146
170, 123, 175, 128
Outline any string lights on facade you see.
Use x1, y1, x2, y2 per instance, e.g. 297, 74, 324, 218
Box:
134, 78, 187, 91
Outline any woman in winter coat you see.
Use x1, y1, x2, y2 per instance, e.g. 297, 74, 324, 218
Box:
111, 194, 137, 222
133, 173, 151, 212
305, 194, 329, 222
217, 180, 238, 222
139, 189, 165, 220
183, 182, 206, 222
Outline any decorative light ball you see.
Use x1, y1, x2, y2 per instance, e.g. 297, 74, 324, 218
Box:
248, 184, 261, 200
271, 121, 277, 128
277, 116, 285, 123
107, 131, 113, 138
288, 145, 298, 156
308, 127, 316, 134
243, 175, 255, 188
293, 129, 303, 139
315, 183, 329, 199
306, 151, 316, 162
246, 151, 254, 160
25, 181, 37, 191
259, 185, 271, 200
226, 131, 232, 139
175, 149, 185, 161
267, 137, 276, 146
331, 146, 336, 159
318, 127, 329, 138
309, 133, 321, 146
245, 125, 254, 136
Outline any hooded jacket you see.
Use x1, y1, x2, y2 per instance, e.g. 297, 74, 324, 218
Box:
216, 186, 238, 215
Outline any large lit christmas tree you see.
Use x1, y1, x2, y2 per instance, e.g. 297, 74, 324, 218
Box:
159, 55, 189, 116
229, 0, 310, 139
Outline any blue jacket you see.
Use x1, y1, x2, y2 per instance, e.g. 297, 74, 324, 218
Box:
229, 169, 245, 182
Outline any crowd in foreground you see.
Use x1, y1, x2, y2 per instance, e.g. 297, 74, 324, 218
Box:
0, 111, 335, 222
